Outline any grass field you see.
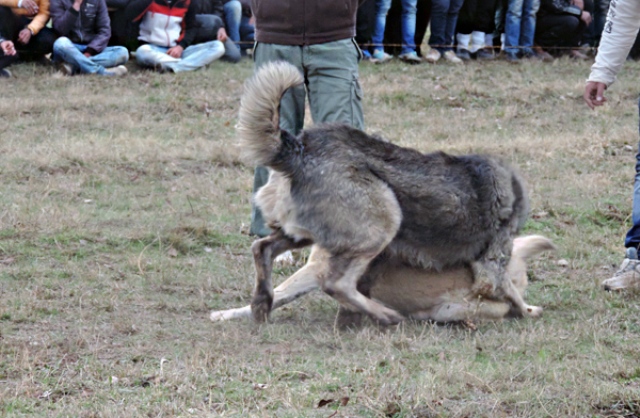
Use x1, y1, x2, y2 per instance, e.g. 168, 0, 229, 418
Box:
1, 56, 640, 417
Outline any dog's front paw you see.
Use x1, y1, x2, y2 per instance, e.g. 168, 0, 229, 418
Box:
372, 306, 405, 326
251, 292, 273, 323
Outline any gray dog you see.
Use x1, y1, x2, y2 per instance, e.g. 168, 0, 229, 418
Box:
238, 61, 539, 325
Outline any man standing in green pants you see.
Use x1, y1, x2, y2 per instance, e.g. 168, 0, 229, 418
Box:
248, 0, 366, 237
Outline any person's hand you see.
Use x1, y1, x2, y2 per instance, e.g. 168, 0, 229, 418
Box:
18, 28, 32, 45
217, 27, 227, 42
0, 40, 16, 56
584, 81, 608, 109
580, 10, 592, 25
20, 0, 39, 14
249, 15, 255, 25
167, 45, 183, 58
83, 51, 91, 58
73, 0, 84, 10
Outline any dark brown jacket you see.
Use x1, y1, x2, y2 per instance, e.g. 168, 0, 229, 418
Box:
251, 0, 359, 45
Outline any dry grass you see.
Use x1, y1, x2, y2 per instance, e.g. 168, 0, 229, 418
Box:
1, 57, 640, 417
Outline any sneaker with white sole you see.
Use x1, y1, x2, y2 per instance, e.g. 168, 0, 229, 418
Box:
371, 49, 392, 63
0, 68, 11, 78
443, 50, 463, 64
398, 51, 422, 64
104, 65, 128, 76
603, 247, 640, 291
424, 49, 441, 63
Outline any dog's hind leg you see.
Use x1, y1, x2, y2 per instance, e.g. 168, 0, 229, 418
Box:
320, 254, 405, 325
250, 230, 313, 322
210, 246, 325, 322
471, 259, 542, 318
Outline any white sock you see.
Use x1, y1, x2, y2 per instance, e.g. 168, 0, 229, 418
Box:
470, 31, 485, 53
456, 33, 470, 53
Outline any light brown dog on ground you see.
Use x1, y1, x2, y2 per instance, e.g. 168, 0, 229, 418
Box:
210, 235, 554, 324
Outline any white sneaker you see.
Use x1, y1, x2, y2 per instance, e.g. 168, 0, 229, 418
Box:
104, 65, 128, 76
443, 50, 464, 64
424, 49, 441, 63
602, 248, 640, 290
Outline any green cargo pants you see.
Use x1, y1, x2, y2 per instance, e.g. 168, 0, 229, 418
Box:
249, 38, 365, 237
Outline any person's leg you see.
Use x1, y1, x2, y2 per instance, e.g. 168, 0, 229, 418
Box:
519, 0, 540, 55
194, 14, 223, 44
165, 40, 225, 72
504, 0, 523, 57
0, 51, 18, 76
400, 0, 418, 54
135, 44, 179, 70
239, 15, 255, 52
534, 15, 579, 55
249, 43, 306, 237
371, 0, 392, 53
593, 0, 611, 47
91, 46, 129, 68
306, 38, 365, 130
428, 0, 448, 53
223, 0, 242, 43
624, 96, 640, 250
16, 24, 56, 60
442, 0, 465, 53
53, 38, 98, 74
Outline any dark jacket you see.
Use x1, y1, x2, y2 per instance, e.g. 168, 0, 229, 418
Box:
195, 0, 223, 16
539, 0, 582, 17
50, 0, 111, 54
251, 0, 360, 45
126, 0, 199, 48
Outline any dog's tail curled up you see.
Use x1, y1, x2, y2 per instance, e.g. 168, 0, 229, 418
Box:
237, 61, 304, 167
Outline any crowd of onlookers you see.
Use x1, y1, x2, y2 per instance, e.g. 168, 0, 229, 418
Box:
0, 0, 637, 78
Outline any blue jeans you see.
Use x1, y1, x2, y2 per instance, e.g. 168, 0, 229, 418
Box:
624, 97, 640, 248
504, 0, 540, 56
400, 0, 418, 54
223, 0, 255, 52
52, 37, 128, 75
371, 0, 392, 52
135, 41, 225, 72
429, 0, 465, 53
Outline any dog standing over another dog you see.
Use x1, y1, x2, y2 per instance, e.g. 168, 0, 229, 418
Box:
236, 61, 542, 325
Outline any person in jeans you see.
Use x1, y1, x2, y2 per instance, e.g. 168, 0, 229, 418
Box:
223, 0, 253, 55
503, 0, 540, 61
193, 0, 241, 63
425, 0, 465, 63
127, 0, 225, 72
0, 0, 56, 61
584, 0, 640, 289
0, 34, 18, 76
369, 0, 392, 62
249, 0, 365, 237
50, 0, 129, 76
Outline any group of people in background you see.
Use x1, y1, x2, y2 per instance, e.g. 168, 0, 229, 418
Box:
0, 0, 628, 78
357, 0, 614, 64
0, 0, 254, 77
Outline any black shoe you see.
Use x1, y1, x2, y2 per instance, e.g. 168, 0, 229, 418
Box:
475, 48, 495, 60
0, 68, 11, 78
456, 49, 472, 61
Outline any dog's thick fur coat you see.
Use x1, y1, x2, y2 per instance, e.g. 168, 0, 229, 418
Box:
210, 235, 555, 323
239, 61, 537, 324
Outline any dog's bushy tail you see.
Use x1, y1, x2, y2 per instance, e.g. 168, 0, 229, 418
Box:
512, 235, 556, 260
237, 61, 304, 167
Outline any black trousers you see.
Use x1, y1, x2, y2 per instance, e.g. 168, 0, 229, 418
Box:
0, 6, 56, 59
457, 0, 499, 35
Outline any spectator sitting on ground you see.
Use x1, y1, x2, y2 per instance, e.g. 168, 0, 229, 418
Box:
127, 0, 225, 73
50, 0, 129, 76
223, 0, 254, 55
0, 34, 18, 76
193, 0, 240, 63
0, 0, 56, 62
535, 0, 592, 59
